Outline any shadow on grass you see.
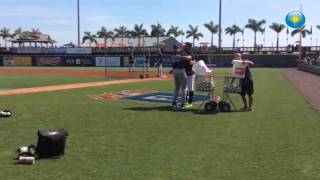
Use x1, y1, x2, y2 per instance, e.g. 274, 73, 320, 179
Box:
123, 106, 219, 115
124, 106, 244, 115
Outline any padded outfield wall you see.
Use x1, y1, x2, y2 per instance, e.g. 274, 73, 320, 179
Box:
0, 54, 299, 68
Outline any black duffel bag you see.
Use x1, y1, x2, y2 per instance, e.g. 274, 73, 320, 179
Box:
37, 128, 69, 158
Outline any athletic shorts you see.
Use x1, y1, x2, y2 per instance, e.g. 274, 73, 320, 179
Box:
186, 74, 195, 91
240, 79, 254, 96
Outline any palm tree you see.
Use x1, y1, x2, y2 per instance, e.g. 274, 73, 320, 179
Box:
114, 26, 129, 43
0, 28, 11, 48
317, 25, 320, 31
150, 23, 166, 46
225, 25, 242, 50
167, 26, 184, 42
167, 25, 182, 37
269, 23, 286, 51
13, 27, 23, 36
31, 28, 41, 35
204, 21, 219, 47
130, 24, 148, 47
245, 19, 266, 48
82, 32, 97, 47
186, 25, 203, 47
291, 26, 312, 48
261, 28, 266, 46
97, 26, 113, 47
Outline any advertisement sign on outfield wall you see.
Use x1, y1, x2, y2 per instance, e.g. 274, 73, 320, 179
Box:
95, 57, 121, 67
3, 56, 15, 66
65, 57, 93, 66
135, 56, 145, 67
66, 48, 92, 54
162, 56, 173, 67
14, 56, 32, 66
35, 57, 63, 66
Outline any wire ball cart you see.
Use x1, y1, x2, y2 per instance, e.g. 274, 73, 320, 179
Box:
194, 74, 216, 111
219, 73, 243, 111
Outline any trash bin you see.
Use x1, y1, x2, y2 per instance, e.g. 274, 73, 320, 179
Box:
37, 128, 68, 158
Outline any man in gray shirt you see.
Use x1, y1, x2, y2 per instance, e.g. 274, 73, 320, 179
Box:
171, 42, 193, 109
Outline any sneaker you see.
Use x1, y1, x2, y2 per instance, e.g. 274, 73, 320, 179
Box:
240, 107, 248, 111
184, 104, 193, 109
246, 108, 254, 112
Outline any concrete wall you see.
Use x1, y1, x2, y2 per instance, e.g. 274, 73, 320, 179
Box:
299, 65, 320, 76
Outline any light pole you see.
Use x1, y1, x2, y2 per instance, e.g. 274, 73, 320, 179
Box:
77, 0, 80, 47
218, 0, 222, 50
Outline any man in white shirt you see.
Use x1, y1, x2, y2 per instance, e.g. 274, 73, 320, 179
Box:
232, 53, 255, 111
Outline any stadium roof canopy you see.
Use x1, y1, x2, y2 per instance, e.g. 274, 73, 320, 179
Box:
9, 31, 56, 47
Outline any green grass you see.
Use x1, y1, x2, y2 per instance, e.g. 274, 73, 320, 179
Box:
0, 75, 109, 89
0, 68, 320, 180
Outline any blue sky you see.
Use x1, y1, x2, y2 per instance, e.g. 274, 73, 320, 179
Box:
0, 0, 319, 46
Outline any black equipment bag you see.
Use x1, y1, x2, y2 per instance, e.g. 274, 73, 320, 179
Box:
37, 128, 68, 158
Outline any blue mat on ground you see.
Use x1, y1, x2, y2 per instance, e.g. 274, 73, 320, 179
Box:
123, 92, 209, 104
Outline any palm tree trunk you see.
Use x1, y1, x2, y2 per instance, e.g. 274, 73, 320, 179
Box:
276, 33, 279, 52
104, 37, 107, 48
254, 32, 257, 50
299, 31, 302, 59
4, 39, 7, 48
211, 33, 213, 47
157, 36, 159, 46
233, 34, 235, 50
193, 37, 195, 47
121, 35, 124, 43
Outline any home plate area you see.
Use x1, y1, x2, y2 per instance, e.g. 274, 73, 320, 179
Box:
124, 92, 208, 104
89, 91, 208, 104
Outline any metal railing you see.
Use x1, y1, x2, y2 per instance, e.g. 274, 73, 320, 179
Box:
1, 46, 320, 55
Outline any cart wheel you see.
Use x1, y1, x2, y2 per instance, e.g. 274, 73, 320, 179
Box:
139, 75, 144, 79
222, 103, 231, 112
218, 101, 226, 111
205, 101, 217, 112
145, 74, 149, 78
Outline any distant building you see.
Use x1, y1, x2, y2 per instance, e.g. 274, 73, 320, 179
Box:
9, 31, 56, 47
82, 36, 180, 48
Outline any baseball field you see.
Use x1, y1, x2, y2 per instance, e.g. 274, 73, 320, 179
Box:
0, 67, 320, 180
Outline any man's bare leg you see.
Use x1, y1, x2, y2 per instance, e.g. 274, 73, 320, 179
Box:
241, 95, 248, 110
248, 95, 253, 111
